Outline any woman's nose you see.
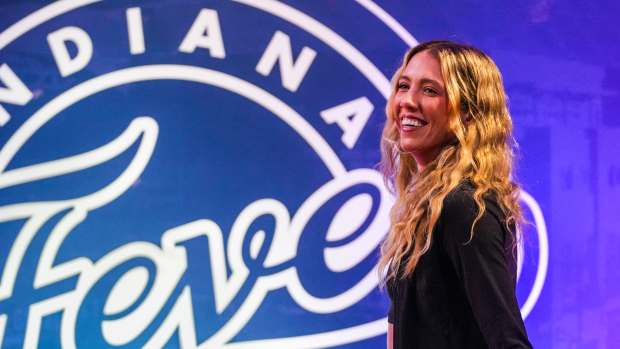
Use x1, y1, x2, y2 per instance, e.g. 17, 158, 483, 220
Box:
399, 90, 418, 110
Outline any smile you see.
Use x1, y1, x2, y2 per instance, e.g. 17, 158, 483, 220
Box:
401, 116, 428, 130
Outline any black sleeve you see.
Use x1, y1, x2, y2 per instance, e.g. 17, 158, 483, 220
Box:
387, 278, 395, 324
439, 190, 532, 349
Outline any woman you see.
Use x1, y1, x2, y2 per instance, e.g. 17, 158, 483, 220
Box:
379, 41, 533, 348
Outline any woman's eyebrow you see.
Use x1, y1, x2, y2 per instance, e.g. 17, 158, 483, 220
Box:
398, 75, 444, 88
419, 77, 444, 88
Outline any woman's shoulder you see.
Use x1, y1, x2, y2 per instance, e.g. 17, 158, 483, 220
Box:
439, 180, 511, 244
443, 180, 505, 220
440, 181, 478, 226
442, 180, 477, 214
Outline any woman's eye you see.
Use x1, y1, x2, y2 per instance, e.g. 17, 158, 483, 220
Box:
423, 87, 438, 95
397, 83, 409, 90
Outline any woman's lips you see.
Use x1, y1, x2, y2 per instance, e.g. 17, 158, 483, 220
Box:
400, 116, 428, 131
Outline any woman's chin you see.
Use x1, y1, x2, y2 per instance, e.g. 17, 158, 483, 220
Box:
399, 141, 421, 154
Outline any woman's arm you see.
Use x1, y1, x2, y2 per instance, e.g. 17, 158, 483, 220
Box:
439, 190, 532, 348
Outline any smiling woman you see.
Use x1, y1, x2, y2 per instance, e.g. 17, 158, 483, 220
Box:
379, 41, 533, 349
392, 50, 452, 170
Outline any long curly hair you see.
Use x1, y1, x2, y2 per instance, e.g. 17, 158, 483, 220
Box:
378, 40, 523, 283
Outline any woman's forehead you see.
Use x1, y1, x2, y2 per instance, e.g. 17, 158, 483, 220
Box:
400, 51, 444, 85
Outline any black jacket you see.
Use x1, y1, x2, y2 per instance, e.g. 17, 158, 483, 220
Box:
388, 183, 532, 348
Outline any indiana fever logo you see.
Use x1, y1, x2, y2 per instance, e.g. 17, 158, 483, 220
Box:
0, 1, 548, 348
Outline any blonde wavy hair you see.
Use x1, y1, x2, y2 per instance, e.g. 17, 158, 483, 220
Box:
379, 40, 523, 283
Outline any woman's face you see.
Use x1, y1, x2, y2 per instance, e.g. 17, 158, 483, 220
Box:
392, 50, 452, 169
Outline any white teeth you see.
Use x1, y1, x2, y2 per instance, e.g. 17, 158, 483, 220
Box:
402, 117, 424, 127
